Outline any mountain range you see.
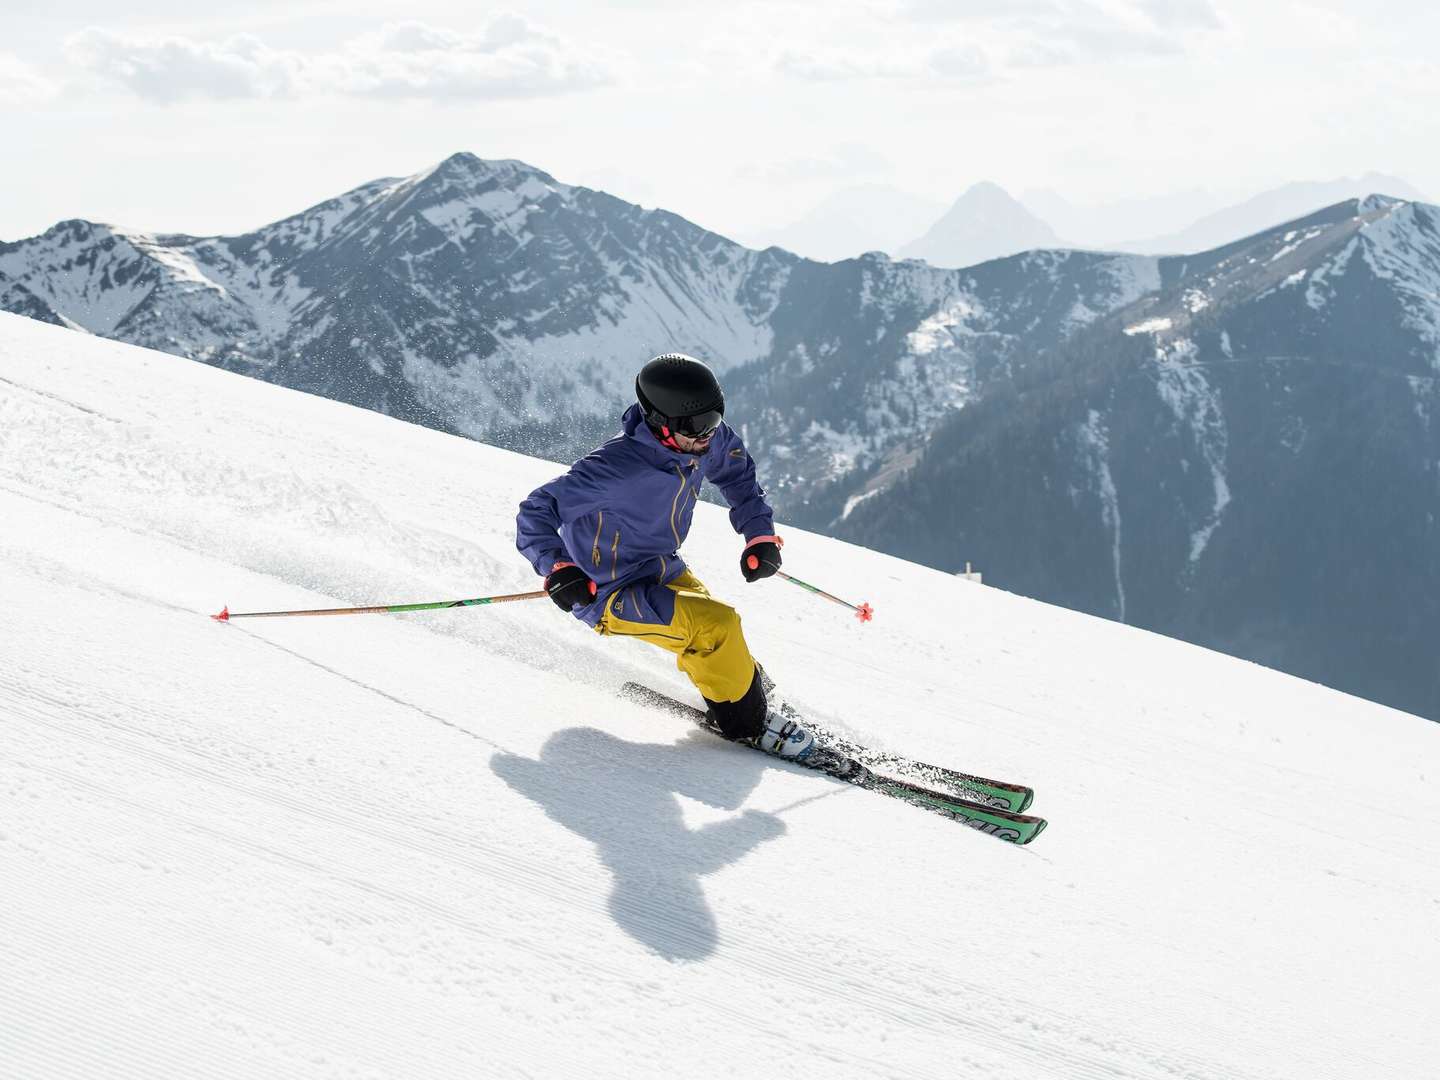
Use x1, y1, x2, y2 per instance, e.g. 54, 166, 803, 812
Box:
2, 152, 1436, 721
0, 152, 1157, 470
831, 196, 1440, 720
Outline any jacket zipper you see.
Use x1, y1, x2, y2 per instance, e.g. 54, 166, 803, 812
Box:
668, 467, 688, 549
610, 528, 621, 580
591, 511, 604, 568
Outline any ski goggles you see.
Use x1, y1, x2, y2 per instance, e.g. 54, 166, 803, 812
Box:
667, 408, 723, 439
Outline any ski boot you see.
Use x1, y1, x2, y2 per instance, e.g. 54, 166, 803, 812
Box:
753, 708, 816, 761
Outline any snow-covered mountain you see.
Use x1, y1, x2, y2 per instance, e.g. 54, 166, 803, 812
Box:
0, 156, 789, 444
834, 196, 1440, 720
0, 151, 1153, 484
727, 246, 1159, 500
4, 311, 1437, 1080
898, 181, 1065, 268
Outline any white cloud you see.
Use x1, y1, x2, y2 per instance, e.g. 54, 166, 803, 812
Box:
900, 0, 1062, 18
1139, 0, 1224, 28
0, 53, 61, 105
776, 44, 991, 83
325, 19, 610, 101
929, 45, 990, 79
64, 29, 303, 103
62, 17, 612, 104
998, 0, 1200, 67
774, 50, 913, 82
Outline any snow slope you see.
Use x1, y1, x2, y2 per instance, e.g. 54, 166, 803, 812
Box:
2, 311, 1437, 1079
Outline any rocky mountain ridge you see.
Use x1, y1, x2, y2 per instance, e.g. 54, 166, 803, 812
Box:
833, 196, 1440, 719
0, 151, 1155, 481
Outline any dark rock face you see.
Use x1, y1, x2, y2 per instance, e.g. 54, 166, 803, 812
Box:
835, 198, 1440, 720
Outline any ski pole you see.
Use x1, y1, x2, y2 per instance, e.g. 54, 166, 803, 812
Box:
211, 590, 547, 621
775, 570, 874, 623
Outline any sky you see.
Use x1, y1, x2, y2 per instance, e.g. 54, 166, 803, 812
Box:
2, 0, 1438, 244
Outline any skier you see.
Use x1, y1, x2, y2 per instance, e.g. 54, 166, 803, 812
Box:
515, 353, 815, 760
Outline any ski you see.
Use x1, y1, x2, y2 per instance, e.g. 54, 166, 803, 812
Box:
753, 668, 1034, 812
793, 714, 1034, 813
619, 682, 1047, 845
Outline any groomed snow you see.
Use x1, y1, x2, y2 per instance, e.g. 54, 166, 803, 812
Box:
2, 311, 1438, 1079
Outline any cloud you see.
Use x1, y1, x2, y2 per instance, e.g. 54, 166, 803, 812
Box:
64, 29, 303, 103
0, 53, 62, 104
1002, 0, 1207, 67
1139, 0, 1224, 28
62, 17, 612, 104
929, 45, 990, 79
776, 45, 991, 83
325, 19, 610, 101
899, 0, 1062, 19
774, 50, 913, 82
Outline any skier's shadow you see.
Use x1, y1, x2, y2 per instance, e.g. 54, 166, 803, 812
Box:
492, 726, 784, 962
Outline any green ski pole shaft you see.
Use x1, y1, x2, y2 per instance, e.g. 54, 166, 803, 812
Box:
211, 590, 547, 621
775, 571, 874, 623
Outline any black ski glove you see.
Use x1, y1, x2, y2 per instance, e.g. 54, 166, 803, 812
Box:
545, 563, 597, 612
740, 536, 783, 582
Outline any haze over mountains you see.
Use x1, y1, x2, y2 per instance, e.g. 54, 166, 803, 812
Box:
2, 152, 1436, 723
740, 185, 945, 264
754, 172, 1429, 266
897, 181, 1062, 269
1108, 174, 1433, 253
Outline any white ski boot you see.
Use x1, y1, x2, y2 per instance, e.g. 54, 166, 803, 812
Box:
754, 708, 816, 761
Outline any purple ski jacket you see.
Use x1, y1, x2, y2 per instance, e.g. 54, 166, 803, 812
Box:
516, 403, 775, 626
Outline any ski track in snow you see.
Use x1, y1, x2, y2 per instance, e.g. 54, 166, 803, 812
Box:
2, 312, 1439, 1079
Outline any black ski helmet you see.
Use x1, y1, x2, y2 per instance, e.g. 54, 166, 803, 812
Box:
635, 353, 725, 439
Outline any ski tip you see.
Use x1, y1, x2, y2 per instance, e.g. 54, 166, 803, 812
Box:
855, 602, 874, 623
211, 605, 230, 622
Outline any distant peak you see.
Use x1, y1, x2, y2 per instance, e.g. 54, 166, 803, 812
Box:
40, 218, 117, 245
442, 151, 482, 167
1357, 193, 1405, 214
418, 151, 559, 192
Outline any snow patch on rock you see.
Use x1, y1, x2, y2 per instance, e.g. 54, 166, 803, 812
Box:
1154, 338, 1231, 566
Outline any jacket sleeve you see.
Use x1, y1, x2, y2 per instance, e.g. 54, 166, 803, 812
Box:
515, 454, 619, 577
702, 424, 776, 541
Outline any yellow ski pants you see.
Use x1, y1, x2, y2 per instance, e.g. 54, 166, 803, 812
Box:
595, 569, 756, 704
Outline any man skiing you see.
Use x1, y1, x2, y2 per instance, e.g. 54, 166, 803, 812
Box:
515, 353, 815, 760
